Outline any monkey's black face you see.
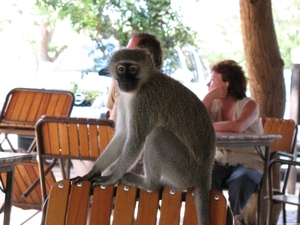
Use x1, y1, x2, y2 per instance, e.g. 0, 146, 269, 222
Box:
115, 63, 140, 92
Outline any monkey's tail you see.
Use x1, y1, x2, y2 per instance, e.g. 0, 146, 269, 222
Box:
193, 185, 211, 225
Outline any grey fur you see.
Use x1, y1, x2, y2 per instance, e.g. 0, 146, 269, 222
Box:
77, 48, 216, 225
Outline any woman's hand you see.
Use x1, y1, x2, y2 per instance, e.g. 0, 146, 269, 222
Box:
202, 86, 228, 113
208, 86, 228, 99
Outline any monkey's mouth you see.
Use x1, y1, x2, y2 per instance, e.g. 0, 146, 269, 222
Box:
118, 80, 138, 92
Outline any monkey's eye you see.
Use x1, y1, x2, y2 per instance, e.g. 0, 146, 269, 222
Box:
129, 65, 138, 73
117, 65, 126, 73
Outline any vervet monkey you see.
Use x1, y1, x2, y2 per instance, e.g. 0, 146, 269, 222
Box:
74, 49, 216, 225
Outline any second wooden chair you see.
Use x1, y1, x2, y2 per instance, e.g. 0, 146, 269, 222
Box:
35, 115, 115, 203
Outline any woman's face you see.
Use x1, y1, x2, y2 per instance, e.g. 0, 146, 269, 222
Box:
207, 71, 227, 92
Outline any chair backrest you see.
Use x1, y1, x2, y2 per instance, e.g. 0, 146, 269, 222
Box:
35, 115, 115, 202
262, 117, 297, 154
0, 88, 74, 129
43, 179, 229, 225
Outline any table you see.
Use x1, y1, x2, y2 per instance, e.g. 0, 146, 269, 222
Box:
216, 132, 282, 225
0, 152, 32, 225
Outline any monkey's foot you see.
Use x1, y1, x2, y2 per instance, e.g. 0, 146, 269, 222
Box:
70, 176, 86, 184
92, 174, 121, 187
71, 171, 102, 184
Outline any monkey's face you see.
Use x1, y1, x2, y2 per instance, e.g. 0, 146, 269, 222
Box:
109, 49, 154, 92
115, 63, 140, 92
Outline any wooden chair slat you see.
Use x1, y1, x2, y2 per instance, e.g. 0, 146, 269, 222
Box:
276, 120, 288, 151
53, 94, 69, 116
9, 91, 26, 121
58, 122, 70, 156
210, 189, 228, 225
78, 124, 89, 157
182, 190, 198, 225
268, 118, 281, 150
159, 187, 182, 225
13, 165, 35, 205
281, 120, 296, 153
41, 122, 51, 154
27, 92, 43, 122
112, 184, 137, 225
69, 123, 80, 156
98, 125, 111, 152
89, 124, 99, 158
48, 122, 60, 155
65, 181, 90, 225
17, 162, 40, 204
44, 180, 71, 225
3, 91, 20, 120
62, 96, 74, 116
39, 93, 58, 117
36, 93, 51, 120
19, 91, 35, 122
89, 185, 114, 225
136, 189, 160, 225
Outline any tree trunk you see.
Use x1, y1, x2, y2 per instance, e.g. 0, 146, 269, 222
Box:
239, 0, 285, 118
39, 22, 53, 63
238, 0, 284, 224
37, 21, 67, 71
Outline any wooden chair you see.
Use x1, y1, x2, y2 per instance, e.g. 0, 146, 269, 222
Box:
0, 88, 74, 222
267, 159, 300, 224
35, 115, 115, 203
235, 117, 297, 224
262, 117, 298, 224
42, 179, 230, 225
0, 87, 74, 153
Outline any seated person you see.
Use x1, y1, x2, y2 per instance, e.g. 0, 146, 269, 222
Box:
202, 59, 263, 225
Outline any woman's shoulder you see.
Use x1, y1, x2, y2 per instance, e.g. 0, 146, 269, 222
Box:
237, 97, 258, 108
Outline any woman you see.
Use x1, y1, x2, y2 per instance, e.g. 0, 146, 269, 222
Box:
203, 60, 263, 225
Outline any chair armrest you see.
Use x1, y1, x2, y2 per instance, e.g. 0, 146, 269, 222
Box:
270, 150, 294, 160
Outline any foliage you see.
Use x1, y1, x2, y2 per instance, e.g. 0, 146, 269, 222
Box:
272, 0, 300, 68
35, 0, 198, 60
83, 91, 101, 105
70, 81, 101, 105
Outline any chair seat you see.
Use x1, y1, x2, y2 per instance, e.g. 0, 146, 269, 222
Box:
0, 126, 35, 135
0, 122, 35, 129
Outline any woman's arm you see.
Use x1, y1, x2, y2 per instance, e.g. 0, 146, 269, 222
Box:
213, 100, 260, 133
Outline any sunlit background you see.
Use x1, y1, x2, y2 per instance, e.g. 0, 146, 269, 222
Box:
0, 0, 299, 115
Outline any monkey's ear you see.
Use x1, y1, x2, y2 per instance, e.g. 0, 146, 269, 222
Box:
98, 67, 110, 76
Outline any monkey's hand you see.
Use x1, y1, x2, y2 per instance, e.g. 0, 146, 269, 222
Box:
71, 171, 102, 184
